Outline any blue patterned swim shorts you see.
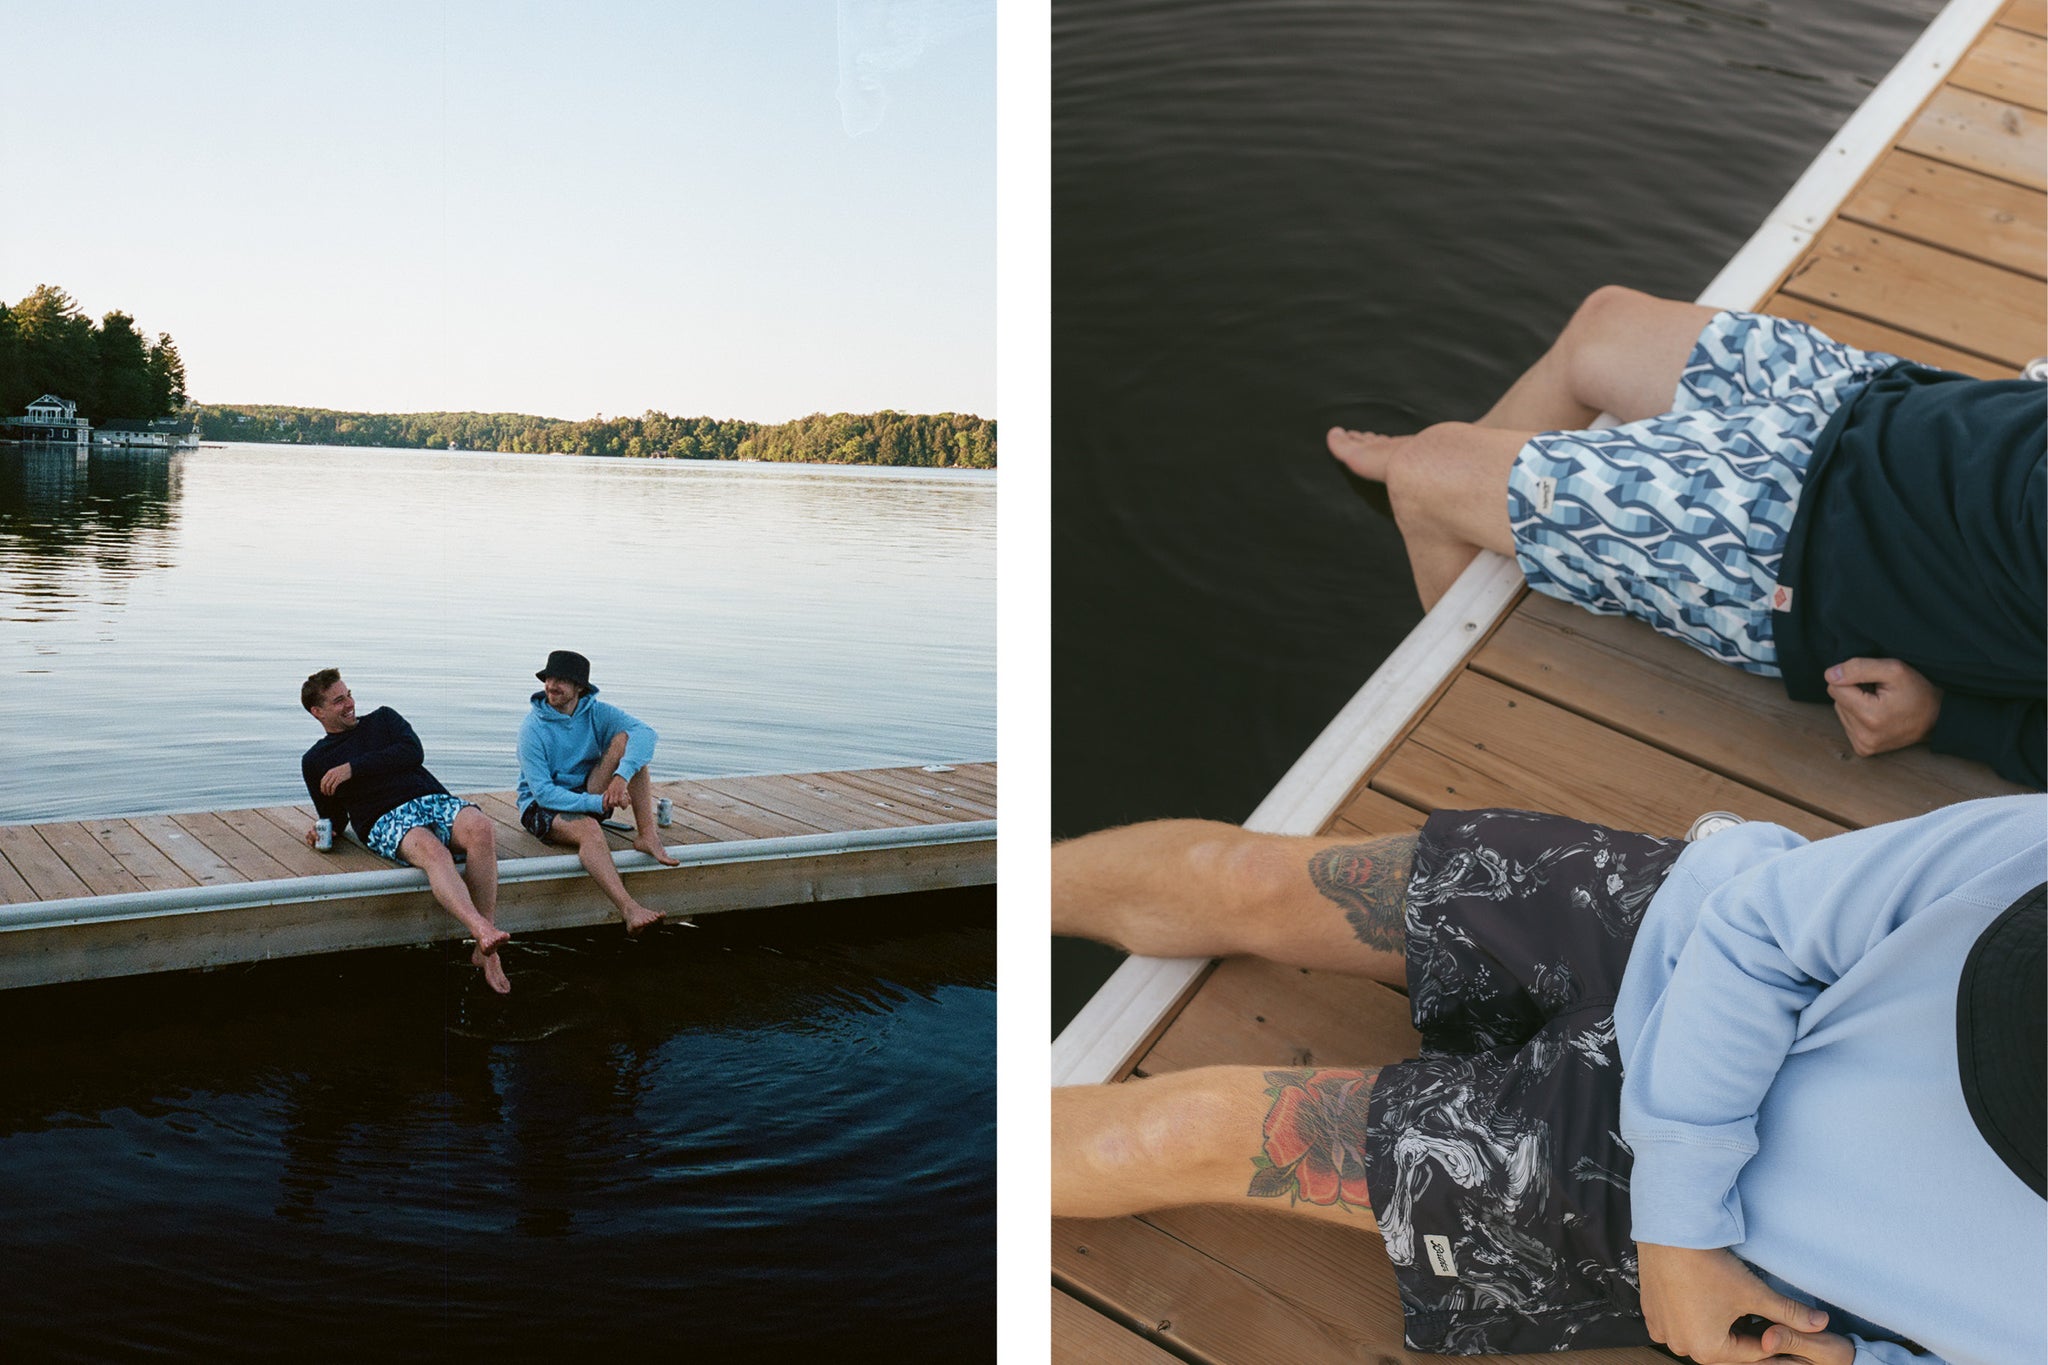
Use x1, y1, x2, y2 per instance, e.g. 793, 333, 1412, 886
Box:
1507, 310, 1903, 673
365, 794, 476, 862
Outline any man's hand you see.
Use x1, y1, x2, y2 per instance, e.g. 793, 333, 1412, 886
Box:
1825, 657, 1941, 756
319, 762, 354, 795
603, 776, 629, 812
304, 825, 320, 849
1638, 1244, 1844, 1364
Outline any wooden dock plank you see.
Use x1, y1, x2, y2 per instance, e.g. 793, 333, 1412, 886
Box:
1951, 24, 2047, 111
0, 846, 44, 905
169, 811, 297, 883
0, 825, 94, 902
2003, 0, 2046, 38
691, 776, 867, 834
1372, 673, 1846, 840
215, 806, 341, 878
831, 768, 997, 820
129, 814, 254, 887
794, 770, 961, 826
90, 818, 205, 890
1052, 1287, 1184, 1365
1138, 961, 1418, 1077
466, 792, 564, 858
1470, 595, 2022, 828
251, 805, 391, 873
1896, 85, 2046, 191
31, 822, 146, 898
1764, 299, 2017, 377
647, 783, 776, 842
1777, 220, 2045, 367
1838, 151, 2047, 279
1325, 787, 1428, 839
664, 782, 827, 839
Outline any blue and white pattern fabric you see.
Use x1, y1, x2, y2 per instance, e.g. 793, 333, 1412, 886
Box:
365, 793, 475, 861
1507, 311, 1903, 673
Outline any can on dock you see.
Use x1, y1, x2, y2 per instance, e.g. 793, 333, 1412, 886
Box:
656, 797, 673, 827
314, 819, 334, 851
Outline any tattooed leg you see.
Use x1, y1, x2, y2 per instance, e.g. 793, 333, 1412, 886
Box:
1053, 1066, 1382, 1233
1053, 819, 1416, 981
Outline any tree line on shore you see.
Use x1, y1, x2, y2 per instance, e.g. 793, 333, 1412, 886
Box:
0, 286, 188, 422
195, 404, 996, 468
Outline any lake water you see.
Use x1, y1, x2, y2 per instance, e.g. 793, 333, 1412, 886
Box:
0, 442, 996, 1356
0, 441, 995, 822
1051, 0, 1941, 1030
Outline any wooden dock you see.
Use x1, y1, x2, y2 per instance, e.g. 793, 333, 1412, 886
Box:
1054, 0, 2042, 1359
0, 762, 995, 991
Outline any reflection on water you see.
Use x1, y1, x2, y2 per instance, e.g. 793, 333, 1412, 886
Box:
0, 890, 995, 1357
0, 442, 995, 822
0, 447, 182, 621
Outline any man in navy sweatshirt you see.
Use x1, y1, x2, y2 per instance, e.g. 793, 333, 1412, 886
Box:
1050, 800, 2045, 1363
300, 668, 509, 993
1325, 286, 2044, 787
515, 649, 683, 935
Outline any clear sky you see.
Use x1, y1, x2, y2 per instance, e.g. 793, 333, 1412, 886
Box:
0, 0, 994, 423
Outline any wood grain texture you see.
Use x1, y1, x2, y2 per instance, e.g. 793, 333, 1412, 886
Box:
1838, 151, 2047, 278
1777, 220, 2046, 366
1051, 1287, 1184, 1365
1138, 960, 1418, 1076
1471, 596, 2024, 827
1897, 85, 2046, 190
1952, 23, 2048, 110
0, 825, 95, 901
30, 823, 146, 897
2003, 0, 2046, 37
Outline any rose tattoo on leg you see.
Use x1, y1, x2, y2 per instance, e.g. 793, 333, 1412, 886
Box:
1249, 1067, 1381, 1210
1307, 835, 1414, 952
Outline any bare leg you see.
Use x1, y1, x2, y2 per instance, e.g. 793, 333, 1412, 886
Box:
1052, 819, 1413, 983
1327, 286, 1719, 608
545, 813, 664, 935
1054, 1065, 1381, 1232
624, 766, 681, 866
397, 827, 512, 963
447, 808, 510, 994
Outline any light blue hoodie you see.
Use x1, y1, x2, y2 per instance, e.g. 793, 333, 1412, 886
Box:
515, 686, 658, 816
1615, 795, 2046, 1365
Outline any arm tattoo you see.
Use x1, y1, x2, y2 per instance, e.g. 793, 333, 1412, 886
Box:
1308, 835, 1414, 952
1248, 1067, 1380, 1210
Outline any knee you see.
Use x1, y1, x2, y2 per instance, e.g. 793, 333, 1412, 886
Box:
1106, 1072, 1246, 1176
1184, 827, 1303, 924
1569, 283, 1650, 335
454, 809, 495, 851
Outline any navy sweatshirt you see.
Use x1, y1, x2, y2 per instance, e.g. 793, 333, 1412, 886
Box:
1776, 366, 2046, 788
301, 706, 452, 840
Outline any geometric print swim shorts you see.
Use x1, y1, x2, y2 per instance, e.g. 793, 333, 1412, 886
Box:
1507, 310, 1904, 674
364, 793, 476, 862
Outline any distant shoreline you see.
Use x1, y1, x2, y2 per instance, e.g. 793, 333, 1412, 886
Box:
192, 403, 997, 470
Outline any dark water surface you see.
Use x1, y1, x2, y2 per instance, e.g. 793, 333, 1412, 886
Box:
1052, 0, 1940, 1028
0, 891, 993, 1359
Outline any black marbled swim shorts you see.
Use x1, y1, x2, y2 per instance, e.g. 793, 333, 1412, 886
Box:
1364, 808, 1687, 1354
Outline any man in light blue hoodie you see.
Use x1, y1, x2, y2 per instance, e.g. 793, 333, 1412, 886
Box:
516, 649, 684, 935
1050, 798, 2045, 1364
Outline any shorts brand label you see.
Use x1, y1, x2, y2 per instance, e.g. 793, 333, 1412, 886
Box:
1424, 1234, 1459, 1278
1769, 582, 1793, 612
1533, 477, 1556, 515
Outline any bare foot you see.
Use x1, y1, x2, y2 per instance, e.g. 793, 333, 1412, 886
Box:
474, 924, 511, 957
635, 836, 681, 867
1326, 427, 1410, 482
471, 943, 512, 994
621, 902, 665, 936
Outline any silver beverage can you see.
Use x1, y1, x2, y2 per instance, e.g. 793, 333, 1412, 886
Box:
1687, 810, 1745, 842
314, 818, 334, 850
656, 797, 673, 827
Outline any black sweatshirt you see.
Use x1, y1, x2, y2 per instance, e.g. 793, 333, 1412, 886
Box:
1776, 366, 2046, 788
301, 706, 452, 840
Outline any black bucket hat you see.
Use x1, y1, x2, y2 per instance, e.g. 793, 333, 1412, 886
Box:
1956, 883, 2046, 1199
536, 649, 593, 690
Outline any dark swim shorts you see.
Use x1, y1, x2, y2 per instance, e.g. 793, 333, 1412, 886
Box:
1364, 808, 1687, 1355
519, 803, 594, 840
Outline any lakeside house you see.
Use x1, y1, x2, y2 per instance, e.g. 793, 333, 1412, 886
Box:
2, 394, 91, 446
1, 395, 197, 448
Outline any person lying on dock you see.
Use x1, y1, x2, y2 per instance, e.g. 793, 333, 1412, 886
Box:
299, 669, 510, 994
515, 649, 684, 936
1051, 798, 2045, 1363
1326, 286, 2046, 787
